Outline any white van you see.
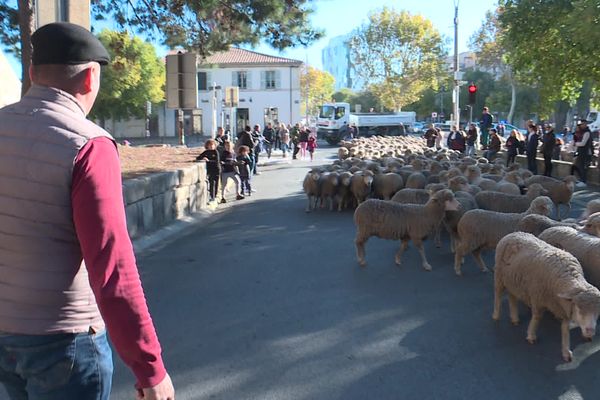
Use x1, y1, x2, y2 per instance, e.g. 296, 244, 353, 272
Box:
586, 110, 600, 133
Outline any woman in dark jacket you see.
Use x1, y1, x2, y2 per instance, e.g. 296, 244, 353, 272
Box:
541, 126, 556, 176
505, 129, 520, 167
526, 124, 539, 174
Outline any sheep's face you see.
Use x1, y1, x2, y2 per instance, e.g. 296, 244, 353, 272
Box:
581, 213, 600, 237
570, 294, 600, 339
530, 196, 553, 216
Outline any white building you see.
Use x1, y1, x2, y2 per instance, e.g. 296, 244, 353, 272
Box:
321, 33, 363, 91
0, 52, 21, 107
196, 47, 303, 137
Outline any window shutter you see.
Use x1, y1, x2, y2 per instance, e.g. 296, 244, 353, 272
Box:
232, 71, 237, 86
275, 70, 281, 89
245, 71, 252, 90
261, 71, 266, 89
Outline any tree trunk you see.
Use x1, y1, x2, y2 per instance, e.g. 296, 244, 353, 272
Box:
507, 70, 516, 124
18, 0, 35, 97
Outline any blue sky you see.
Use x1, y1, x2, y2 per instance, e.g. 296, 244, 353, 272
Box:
6, 0, 497, 76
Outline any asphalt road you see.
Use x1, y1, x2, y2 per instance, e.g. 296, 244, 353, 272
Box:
2, 145, 599, 400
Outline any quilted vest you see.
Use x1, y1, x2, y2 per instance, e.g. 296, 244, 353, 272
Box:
0, 85, 111, 334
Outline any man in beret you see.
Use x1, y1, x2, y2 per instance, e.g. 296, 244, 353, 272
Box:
0, 22, 174, 399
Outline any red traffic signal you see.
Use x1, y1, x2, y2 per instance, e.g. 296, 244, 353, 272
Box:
468, 83, 477, 105
468, 84, 478, 93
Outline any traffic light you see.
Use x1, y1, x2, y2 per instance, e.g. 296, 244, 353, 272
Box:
468, 83, 477, 105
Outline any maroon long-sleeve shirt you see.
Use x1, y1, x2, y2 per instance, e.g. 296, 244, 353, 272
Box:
71, 137, 166, 389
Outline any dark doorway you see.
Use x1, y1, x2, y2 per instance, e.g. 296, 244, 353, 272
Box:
237, 108, 249, 137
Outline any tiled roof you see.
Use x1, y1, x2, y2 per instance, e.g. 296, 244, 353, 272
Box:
200, 47, 303, 66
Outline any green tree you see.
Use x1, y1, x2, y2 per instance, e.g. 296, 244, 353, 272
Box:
90, 30, 165, 123
300, 66, 335, 116
0, 0, 322, 95
498, 0, 600, 111
349, 8, 446, 111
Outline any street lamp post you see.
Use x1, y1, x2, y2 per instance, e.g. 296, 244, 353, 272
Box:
452, 2, 460, 127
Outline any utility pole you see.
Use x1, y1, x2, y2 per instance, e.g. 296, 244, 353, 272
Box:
452, 2, 460, 128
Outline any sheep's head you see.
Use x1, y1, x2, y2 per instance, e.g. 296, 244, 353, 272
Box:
362, 170, 374, 186
340, 172, 352, 186
581, 212, 600, 237
562, 289, 600, 339
448, 176, 469, 193
429, 189, 459, 211
528, 196, 553, 216
564, 175, 578, 191
307, 169, 321, 181
466, 165, 481, 179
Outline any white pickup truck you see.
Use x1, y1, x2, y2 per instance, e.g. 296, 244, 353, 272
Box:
317, 102, 416, 144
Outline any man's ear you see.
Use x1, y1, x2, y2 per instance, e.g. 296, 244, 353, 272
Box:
82, 66, 94, 94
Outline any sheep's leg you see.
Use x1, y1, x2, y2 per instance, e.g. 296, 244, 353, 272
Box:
472, 249, 489, 273
508, 294, 519, 325
313, 196, 320, 210
414, 239, 432, 271
355, 234, 368, 267
559, 202, 571, 221
305, 195, 312, 213
329, 197, 335, 212
434, 223, 442, 248
454, 250, 464, 276
492, 276, 504, 321
561, 319, 573, 362
450, 232, 456, 253
526, 306, 544, 344
394, 240, 409, 266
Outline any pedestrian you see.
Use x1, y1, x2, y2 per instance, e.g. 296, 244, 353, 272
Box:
483, 128, 501, 161
466, 123, 478, 156
540, 125, 556, 177
435, 127, 443, 150
236, 145, 253, 196
553, 137, 563, 161
251, 124, 262, 175
572, 119, 593, 187
526, 123, 540, 174
447, 125, 466, 152
274, 123, 282, 150
220, 141, 244, 202
299, 126, 310, 159
291, 123, 301, 159
505, 129, 520, 167
0, 22, 174, 400
196, 138, 222, 202
479, 106, 493, 149
423, 124, 437, 148
215, 126, 226, 154
307, 134, 318, 161
262, 122, 275, 159
279, 122, 290, 158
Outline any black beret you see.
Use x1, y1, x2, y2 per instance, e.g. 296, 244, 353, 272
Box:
31, 22, 110, 66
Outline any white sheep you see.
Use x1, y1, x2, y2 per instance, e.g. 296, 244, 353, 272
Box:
302, 169, 321, 212
354, 189, 459, 271
372, 173, 404, 200
539, 224, 600, 289
454, 196, 554, 276
580, 199, 600, 220
493, 231, 600, 362
474, 183, 548, 213
517, 214, 581, 237
350, 170, 374, 206
319, 172, 340, 211
390, 188, 430, 204
525, 175, 577, 220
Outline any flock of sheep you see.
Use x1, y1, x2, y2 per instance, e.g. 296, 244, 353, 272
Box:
302, 135, 600, 362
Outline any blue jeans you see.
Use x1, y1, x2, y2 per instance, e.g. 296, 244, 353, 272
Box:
0, 330, 113, 400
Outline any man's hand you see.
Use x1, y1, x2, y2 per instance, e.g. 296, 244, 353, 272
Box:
136, 374, 175, 400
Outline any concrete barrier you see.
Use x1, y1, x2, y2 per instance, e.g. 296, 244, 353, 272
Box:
123, 162, 208, 239
513, 155, 598, 184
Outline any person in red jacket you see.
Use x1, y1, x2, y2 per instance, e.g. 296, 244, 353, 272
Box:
0, 23, 174, 400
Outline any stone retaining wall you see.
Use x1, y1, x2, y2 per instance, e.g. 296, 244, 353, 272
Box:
123, 162, 208, 239
513, 154, 599, 184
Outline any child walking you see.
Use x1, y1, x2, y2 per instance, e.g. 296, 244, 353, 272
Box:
196, 139, 221, 202
307, 134, 318, 161
236, 145, 253, 196
220, 141, 244, 203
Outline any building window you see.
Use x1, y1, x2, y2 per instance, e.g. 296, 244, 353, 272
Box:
233, 71, 249, 89
261, 70, 280, 90
198, 71, 212, 91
